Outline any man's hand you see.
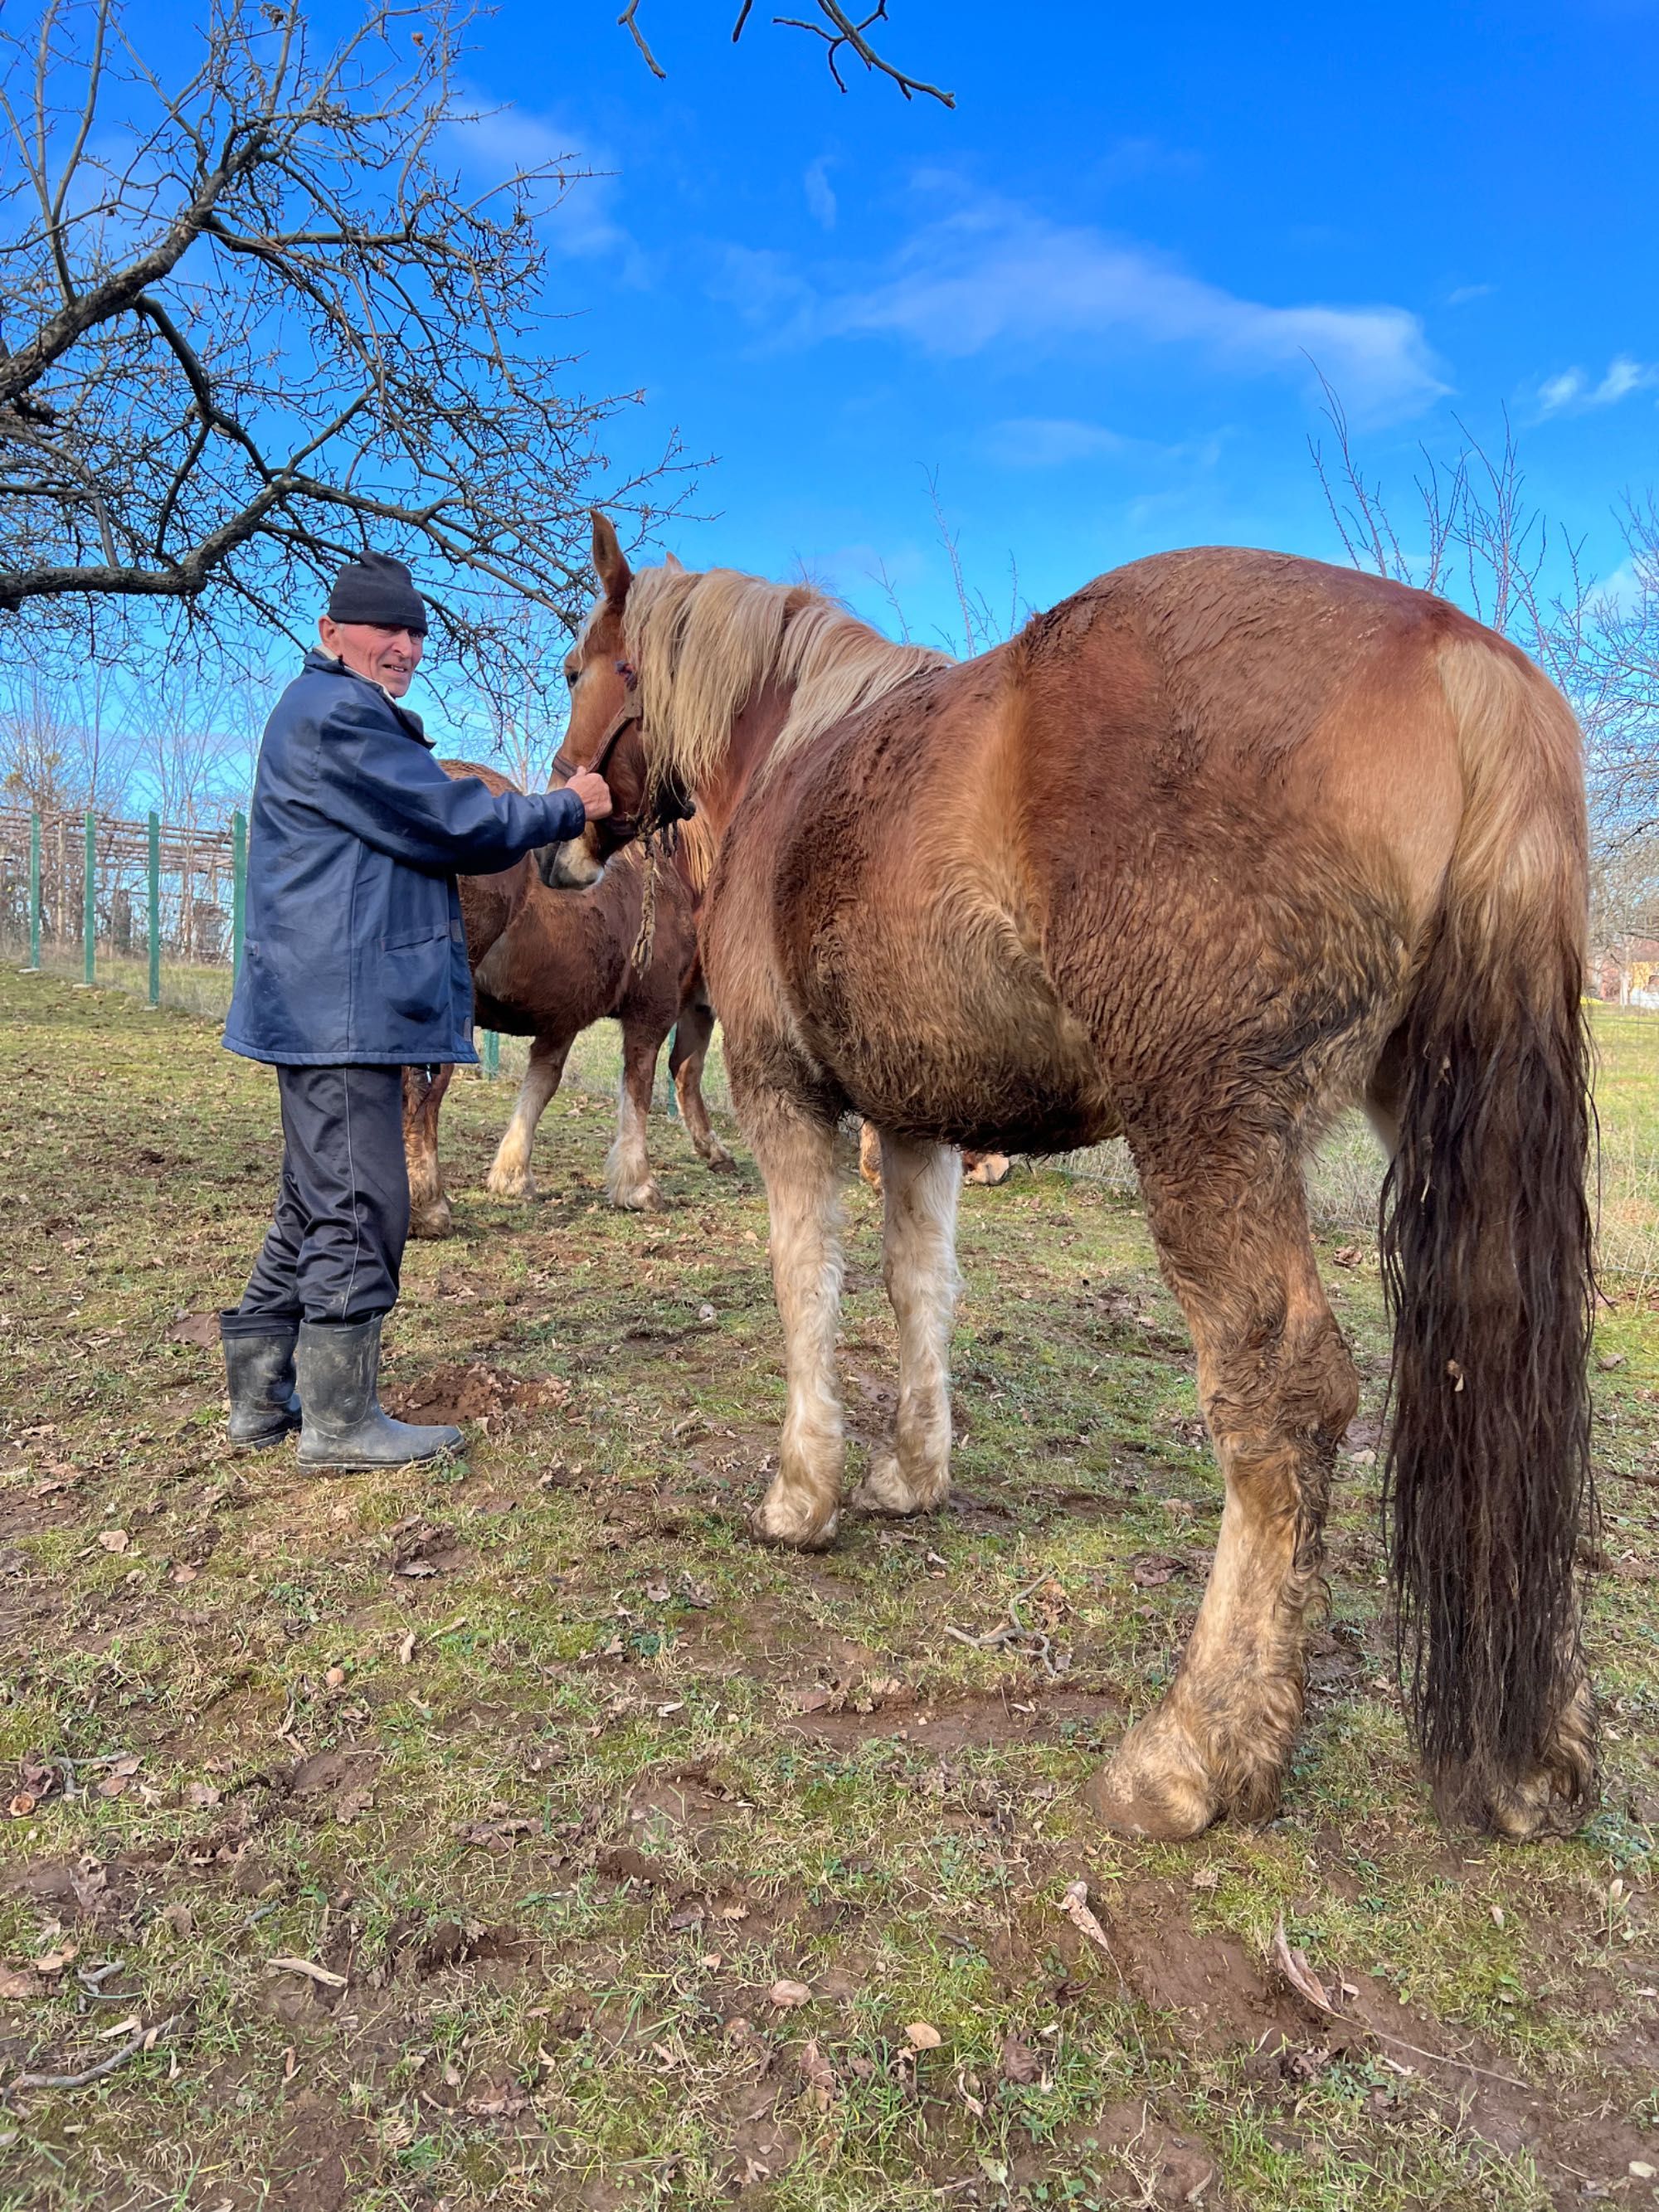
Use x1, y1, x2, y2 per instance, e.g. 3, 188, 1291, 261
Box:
567, 769, 614, 822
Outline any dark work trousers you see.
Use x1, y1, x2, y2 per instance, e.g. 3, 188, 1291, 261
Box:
239, 1065, 411, 1325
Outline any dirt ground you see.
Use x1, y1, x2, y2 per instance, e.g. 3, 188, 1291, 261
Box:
2, 970, 1657, 2212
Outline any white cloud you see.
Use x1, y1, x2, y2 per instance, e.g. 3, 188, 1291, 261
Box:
737, 182, 1446, 418
444, 101, 640, 273
1536, 354, 1659, 416
804, 156, 838, 231
985, 417, 1132, 467
1446, 282, 1495, 307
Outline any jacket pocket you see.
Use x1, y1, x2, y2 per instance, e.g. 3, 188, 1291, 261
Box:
379, 927, 451, 1025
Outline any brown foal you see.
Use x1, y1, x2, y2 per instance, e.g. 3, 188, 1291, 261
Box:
558, 514, 1596, 1845
401, 759, 730, 1235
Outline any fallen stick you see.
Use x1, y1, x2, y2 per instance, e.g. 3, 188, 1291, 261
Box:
265, 1956, 347, 1989
4, 2013, 187, 2098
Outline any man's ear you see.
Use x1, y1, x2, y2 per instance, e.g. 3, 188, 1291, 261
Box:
590, 510, 632, 607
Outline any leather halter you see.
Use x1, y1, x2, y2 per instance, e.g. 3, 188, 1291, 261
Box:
548, 659, 694, 843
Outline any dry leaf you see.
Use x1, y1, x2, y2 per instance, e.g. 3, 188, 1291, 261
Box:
98, 2013, 141, 2039
186, 1782, 221, 1809
0, 1967, 35, 2001
324, 1666, 346, 1689
98, 1529, 129, 1553
171, 1563, 198, 1586
904, 2020, 941, 2049
1058, 1879, 1119, 1964
1272, 1914, 1332, 2013
798, 2037, 838, 2110
7, 1792, 37, 1820
768, 1979, 811, 2010
397, 1630, 416, 1665
1000, 2033, 1040, 2083
33, 1947, 78, 1974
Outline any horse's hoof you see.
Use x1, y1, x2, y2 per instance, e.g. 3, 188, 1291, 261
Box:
851, 1453, 944, 1518
1084, 1758, 1217, 1842
748, 1485, 839, 1551
484, 1168, 535, 1202
703, 1145, 737, 1173
610, 1178, 664, 1213
408, 1203, 453, 1241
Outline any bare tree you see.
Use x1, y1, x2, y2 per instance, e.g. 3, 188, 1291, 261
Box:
618, 1, 955, 106
1309, 378, 1659, 954
0, 0, 689, 693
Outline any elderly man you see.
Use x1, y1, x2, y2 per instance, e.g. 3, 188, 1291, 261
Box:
221, 552, 611, 1470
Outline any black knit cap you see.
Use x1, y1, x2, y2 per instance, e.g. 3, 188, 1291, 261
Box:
327, 552, 428, 634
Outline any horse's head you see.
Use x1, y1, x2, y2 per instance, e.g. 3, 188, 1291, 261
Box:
550, 513, 694, 886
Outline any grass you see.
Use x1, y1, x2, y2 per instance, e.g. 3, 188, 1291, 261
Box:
0, 970, 1656, 2211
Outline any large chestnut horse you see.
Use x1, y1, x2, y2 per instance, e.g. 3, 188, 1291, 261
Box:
559, 517, 1595, 1845
401, 760, 730, 1235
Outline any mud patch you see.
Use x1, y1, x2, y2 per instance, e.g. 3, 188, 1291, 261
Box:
382, 1359, 571, 1429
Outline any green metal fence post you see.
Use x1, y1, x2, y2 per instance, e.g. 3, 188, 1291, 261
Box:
148, 812, 161, 1009
231, 809, 247, 980
82, 809, 95, 985
27, 812, 40, 970
482, 1028, 500, 1080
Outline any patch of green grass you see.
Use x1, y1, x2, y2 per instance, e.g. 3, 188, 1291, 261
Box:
0, 970, 1656, 2210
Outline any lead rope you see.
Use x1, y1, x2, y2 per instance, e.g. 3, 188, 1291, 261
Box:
630, 846, 659, 974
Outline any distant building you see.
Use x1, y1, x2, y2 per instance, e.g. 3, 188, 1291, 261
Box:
1590, 937, 1659, 1007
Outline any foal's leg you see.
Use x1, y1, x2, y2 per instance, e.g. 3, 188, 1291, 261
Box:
605, 1017, 665, 1210
484, 1033, 572, 1201
747, 1096, 846, 1550
854, 1130, 961, 1517
668, 1001, 735, 1172
403, 1064, 455, 1239
1090, 1135, 1358, 1840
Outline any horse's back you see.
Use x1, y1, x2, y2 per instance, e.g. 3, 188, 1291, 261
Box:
708, 547, 1545, 1150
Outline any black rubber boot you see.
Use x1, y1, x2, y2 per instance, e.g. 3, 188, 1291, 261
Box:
220, 1311, 302, 1450
294, 1316, 462, 1471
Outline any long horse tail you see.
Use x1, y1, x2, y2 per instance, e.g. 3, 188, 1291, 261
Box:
1380, 630, 1597, 1835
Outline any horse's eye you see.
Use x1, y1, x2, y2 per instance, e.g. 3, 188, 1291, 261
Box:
564, 665, 579, 689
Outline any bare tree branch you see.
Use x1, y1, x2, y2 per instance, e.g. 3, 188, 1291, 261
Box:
0, 0, 693, 703
621, 0, 955, 105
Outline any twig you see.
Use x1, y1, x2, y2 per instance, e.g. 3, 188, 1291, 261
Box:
617, 1, 666, 78
3, 2013, 187, 2098
265, 1956, 347, 1989
943, 1573, 1061, 1675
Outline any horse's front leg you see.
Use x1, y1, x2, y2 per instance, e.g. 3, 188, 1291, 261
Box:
605, 1018, 666, 1210
854, 1130, 960, 1517
485, 1033, 571, 1200
745, 1095, 846, 1550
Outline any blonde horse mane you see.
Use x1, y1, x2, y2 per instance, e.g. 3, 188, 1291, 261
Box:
614, 566, 947, 795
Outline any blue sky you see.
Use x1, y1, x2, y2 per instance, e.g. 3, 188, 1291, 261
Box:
440, 0, 1659, 646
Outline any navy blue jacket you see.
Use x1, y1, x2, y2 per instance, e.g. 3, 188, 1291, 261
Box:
224, 650, 586, 1067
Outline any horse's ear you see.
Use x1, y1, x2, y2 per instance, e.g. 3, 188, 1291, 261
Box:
663, 550, 685, 573
590, 510, 632, 606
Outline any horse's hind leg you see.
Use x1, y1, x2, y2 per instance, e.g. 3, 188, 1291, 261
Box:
746, 1092, 846, 1550
854, 1130, 960, 1517
669, 999, 735, 1172
485, 1033, 572, 1200
606, 1018, 666, 1211
403, 1064, 455, 1239
1091, 1129, 1358, 1840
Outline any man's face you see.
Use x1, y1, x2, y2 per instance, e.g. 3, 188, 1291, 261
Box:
318, 617, 425, 698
